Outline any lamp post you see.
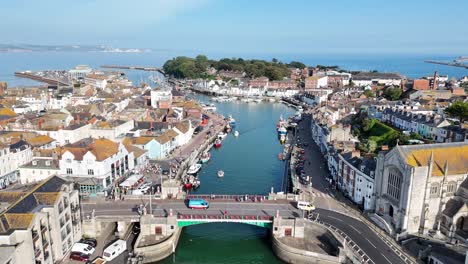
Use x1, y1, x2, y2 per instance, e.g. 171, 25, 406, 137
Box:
149, 186, 154, 216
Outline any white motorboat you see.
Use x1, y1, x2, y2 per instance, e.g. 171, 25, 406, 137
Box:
218, 132, 227, 139
187, 163, 202, 174
217, 170, 225, 177
234, 131, 239, 137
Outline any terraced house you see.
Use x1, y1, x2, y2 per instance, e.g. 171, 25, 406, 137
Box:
59, 138, 135, 194
0, 176, 81, 264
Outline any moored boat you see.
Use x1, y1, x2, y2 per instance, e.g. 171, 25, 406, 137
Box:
234, 130, 239, 137
214, 139, 222, 148
187, 163, 202, 174
218, 132, 227, 139
200, 152, 211, 163
217, 170, 225, 177
227, 115, 236, 126
184, 182, 193, 190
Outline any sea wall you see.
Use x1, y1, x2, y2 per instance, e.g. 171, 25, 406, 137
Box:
271, 236, 341, 264
134, 227, 182, 263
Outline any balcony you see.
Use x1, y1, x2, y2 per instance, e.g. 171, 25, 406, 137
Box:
41, 225, 47, 233
71, 204, 79, 212
35, 249, 41, 258
42, 240, 49, 249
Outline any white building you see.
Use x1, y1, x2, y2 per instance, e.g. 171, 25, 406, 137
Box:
90, 120, 135, 142
58, 123, 92, 146
0, 140, 33, 189
0, 176, 82, 264
19, 159, 60, 184
84, 74, 108, 89
150, 89, 172, 109
172, 120, 194, 146
374, 142, 468, 236
69, 65, 92, 80
59, 138, 135, 193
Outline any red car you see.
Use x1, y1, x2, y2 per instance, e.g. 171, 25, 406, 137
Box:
69, 252, 90, 262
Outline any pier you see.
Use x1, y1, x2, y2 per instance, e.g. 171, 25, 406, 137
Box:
424, 60, 468, 69
14, 71, 70, 86
101, 65, 165, 74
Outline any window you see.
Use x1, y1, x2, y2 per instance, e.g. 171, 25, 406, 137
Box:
447, 182, 457, 195
386, 167, 402, 201
88, 169, 94, 175
66, 159, 71, 163
66, 168, 73, 175
430, 183, 440, 198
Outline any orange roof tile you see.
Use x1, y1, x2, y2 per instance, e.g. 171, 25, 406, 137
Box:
4, 213, 34, 229
27, 135, 54, 147
33, 192, 60, 205
405, 144, 468, 176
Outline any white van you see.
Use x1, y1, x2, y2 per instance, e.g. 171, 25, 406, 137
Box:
71, 242, 95, 255
103, 240, 127, 261
297, 201, 315, 211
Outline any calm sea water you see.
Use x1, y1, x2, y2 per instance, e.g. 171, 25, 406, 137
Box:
1, 52, 467, 87
156, 94, 295, 264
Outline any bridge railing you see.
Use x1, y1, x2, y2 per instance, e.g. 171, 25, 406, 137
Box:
185, 194, 270, 202
177, 213, 273, 221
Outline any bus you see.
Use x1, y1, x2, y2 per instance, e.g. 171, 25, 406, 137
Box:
188, 199, 209, 209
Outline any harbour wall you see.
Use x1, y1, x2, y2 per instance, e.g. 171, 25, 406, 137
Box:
134, 228, 182, 263
271, 236, 341, 264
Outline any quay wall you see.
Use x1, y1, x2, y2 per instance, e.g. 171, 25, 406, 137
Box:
134, 228, 182, 263
271, 236, 341, 264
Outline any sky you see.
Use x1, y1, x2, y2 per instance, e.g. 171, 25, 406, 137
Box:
1, 0, 468, 55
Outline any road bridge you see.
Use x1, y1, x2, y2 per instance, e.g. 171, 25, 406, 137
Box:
81, 196, 411, 264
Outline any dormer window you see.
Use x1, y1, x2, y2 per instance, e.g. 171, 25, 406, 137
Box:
32, 160, 37, 166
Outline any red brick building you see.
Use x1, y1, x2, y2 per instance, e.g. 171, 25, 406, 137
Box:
413, 79, 430, 90
248, 77, 269, 88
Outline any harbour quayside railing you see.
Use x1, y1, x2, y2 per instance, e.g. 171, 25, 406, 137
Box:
185, 194, 271, 202
176, 213, 274, 228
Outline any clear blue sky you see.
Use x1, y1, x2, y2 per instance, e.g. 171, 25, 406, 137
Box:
1, 0, 467, 55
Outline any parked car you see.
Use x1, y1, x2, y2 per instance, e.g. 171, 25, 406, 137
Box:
79, 238, 97, 248
162, 169, 170, 175
70, 252, 90, 262
72, 242, 95, 255
137, 182, 152, 194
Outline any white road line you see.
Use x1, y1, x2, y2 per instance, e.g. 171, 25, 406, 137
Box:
349, 225, 361, 234
365, 237, 377, 248
328, 216, 343, 222
382, 254, 391, 263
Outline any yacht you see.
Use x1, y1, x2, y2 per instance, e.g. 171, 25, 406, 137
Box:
187, 164, 202, 174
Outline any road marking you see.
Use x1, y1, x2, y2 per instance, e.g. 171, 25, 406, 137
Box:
349, 225, 361, 234
365, 237, 377, 248
382, 254, 391, 263
328, 216, 343, 222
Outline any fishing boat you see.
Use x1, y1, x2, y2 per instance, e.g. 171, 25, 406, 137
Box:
234, 131, 239, 137
280, 134, 286, 144
278, 126, 287, 135
187, 163, 202, 174
227, 115, 236, 126
278, 153, 284, 160
200, 152, 211, 163
214, 139, 222, 148
218, 132, 227, 139
184, 182, 193, 190
193, 179, 201, 189
276, 115, 286, 130
254, 98, 263, 103
225, 123, 232, 133
217, 170, 225, 177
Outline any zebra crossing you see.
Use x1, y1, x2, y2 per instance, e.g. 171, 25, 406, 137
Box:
310, 191, 333, 198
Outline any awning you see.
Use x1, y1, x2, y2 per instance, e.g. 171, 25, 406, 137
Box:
119, 174, 143, 187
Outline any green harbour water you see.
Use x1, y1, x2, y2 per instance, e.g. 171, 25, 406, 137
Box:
158, 94, 296, 264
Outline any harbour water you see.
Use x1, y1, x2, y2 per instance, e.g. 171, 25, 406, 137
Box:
159, 94, 296, 264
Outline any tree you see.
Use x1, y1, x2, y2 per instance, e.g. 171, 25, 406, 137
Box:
382, 86, 402, 101
363, 90, 374, 98
445, 101, 468, 126
366, 139, 377, 153
288, 61, 306, 69
272, 58, 278, 63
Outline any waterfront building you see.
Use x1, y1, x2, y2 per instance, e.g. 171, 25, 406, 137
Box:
0, 176, 82, 264
0, 140, 33, 189
268, 79, 296, 89
326, 70, 351, 87
172, 120, 194, 146
59, 138, 135, 193
68, 65, 92, 81
304, 76, 328, 90
218, 70, 245, 79
248, 77, 269, 88
373, 142, 468, 236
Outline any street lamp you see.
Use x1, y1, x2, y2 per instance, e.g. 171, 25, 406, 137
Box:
149, 186, 154, 216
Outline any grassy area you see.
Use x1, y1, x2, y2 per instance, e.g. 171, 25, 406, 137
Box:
367, 121, 399, 145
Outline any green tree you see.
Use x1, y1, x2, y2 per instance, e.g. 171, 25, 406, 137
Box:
445, 101, 468, 126
288, 61, 306, 69
195, 54, 209, 72
366, 139, 377, 153
363, 90, 374, 98
382, 86, 402, 101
